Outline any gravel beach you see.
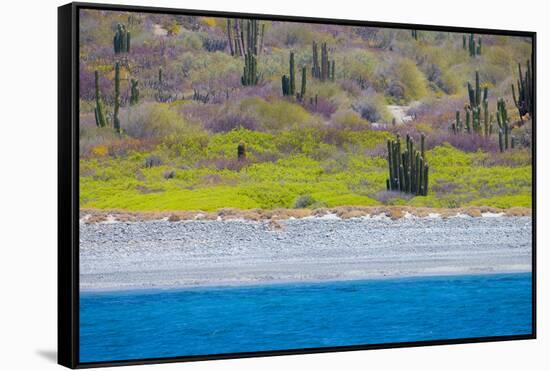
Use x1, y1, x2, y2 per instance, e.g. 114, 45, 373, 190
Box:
80, 215, 532, 291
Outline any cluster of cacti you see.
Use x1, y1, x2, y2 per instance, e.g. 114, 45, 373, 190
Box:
130, 79, 139, 106
94, 70, 107, 127
466, 71, 489, 134
202, 38, 228, 52
192, 89, 210, 103
155, 67, 172, 102
283, 67, 307, 100
496, 98, 511, 152
308, 94, 319, 108
411, 30, 418, 40
113, 62, 121, 133
463, 34, 481, 57
511, 60, 533, 124
236, 19, 263, 86
386, 134, 429, 196
452, 71, 491, 137
237, 142, 247, 161
281, 75, 291, 96
312, 42, 335, 81
113, 23, 131, 54
241, 52, 260, 86
227, 19, 265, 57
282, 52, 295, 96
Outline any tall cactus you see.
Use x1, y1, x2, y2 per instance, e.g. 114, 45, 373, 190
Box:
482, 99, 490, 137
241, 52, 260, 86
93, 71, 107, 128
496, 98, 510, 152
281, 75, 291, 96
467, 34, 481, 57
386, 134, 429, 196
298, 66, 307, 100
452, 110, 460, 134
477, 37, 482, 55
282, 52, 301, 97
130, 78, 139, 106
229, 18, 262, 57
226, 19, 242, 57
113, 23, 130, 54
226, 19, 235, 56
312, 41, 335, 81
454, 71, 490, 136
113, 62, 121, 133
312, 41, 320, 79
239, 19, 262, 86
289, 52, 296, 95
512, 60, 533, 124
321, 42, 328, 81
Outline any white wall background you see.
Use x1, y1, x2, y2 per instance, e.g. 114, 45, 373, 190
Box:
0, 0, 545, 369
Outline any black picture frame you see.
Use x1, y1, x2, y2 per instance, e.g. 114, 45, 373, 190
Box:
58, 2, 537, 368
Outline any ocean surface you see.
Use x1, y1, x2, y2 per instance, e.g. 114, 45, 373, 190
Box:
80, 272, 532, 363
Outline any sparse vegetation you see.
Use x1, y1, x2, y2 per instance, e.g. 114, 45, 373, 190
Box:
79, 10, 533, 212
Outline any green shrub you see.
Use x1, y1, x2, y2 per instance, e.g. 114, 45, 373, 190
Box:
294, 194, 316, 208
395, 58, 429, 101
239, 97, 317, 131
123, 103, 192, 139
352, 93, 392, 123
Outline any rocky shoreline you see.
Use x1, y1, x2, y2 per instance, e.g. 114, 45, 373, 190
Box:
80, 205, 532, 223
80, 214, 532, 291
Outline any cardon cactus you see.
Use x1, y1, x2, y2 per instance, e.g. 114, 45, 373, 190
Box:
130, 78, 139, 106
477, 37, 482, 55
281, 75, 291, 96
226, 19, 235, 56
312, 41, 335, 81
282, 52, 296, 96
452, 110, 461, 134
496, 98, 510, 152
467, 34, 481, 57
454, 71, 490, 136
289, 52, 296, 95
241, 52, 260, 86
239, 19, 263, 86
298, 66, 307, 100
94, 71, 107, 127
113, 62, 121, 133
113, 23, 130, 54
227, 19, 264, 57
512, 60, 533, 124
237, 142, 247, 161
386, 134, 429, 196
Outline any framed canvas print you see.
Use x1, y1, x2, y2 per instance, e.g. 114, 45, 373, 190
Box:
58, 2, 536, 368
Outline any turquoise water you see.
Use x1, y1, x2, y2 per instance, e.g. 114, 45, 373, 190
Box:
80, 273, 532, 363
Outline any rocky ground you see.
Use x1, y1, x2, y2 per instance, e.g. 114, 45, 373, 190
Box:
80, 215, 532, 291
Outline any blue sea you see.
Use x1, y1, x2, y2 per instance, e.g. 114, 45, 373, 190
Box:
80, 272, 532, 363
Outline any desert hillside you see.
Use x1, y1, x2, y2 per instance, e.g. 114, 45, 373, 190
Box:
78, 9, 533, 211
